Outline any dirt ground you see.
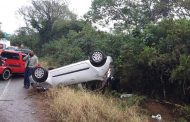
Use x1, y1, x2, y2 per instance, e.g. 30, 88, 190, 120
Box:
141, 99, 185, 122
29, 89, 53, 122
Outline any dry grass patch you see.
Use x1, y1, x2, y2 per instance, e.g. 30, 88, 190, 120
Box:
47, 87, 148, 122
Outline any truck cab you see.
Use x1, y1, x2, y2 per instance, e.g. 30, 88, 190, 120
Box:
0, 50, 26, 80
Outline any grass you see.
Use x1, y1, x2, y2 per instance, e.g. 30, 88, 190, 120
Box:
47, 87, 148, 122
39, 57, 57, 69
180, 105, 190, 121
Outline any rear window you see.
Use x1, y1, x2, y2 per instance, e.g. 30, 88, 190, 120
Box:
1, 52, 20, 60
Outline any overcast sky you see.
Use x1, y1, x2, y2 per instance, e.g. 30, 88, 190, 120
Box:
0, 0, 92, 34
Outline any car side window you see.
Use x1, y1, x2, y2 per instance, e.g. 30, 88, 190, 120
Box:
1, 52, 20, 60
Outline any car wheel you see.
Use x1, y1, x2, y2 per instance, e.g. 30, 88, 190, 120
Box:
2, 69, 11, 80
90, 51, 107, 67
32, 67, 48, 83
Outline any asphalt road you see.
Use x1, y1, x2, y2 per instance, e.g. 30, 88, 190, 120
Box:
0, 76, 39, 122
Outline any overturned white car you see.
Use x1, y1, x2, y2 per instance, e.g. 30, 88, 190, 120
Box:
30, 51, 113, 90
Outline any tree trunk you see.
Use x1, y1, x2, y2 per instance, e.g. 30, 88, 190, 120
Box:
161, 75, 166, 99
183, 79, 186, 96
163, 82, 166, 99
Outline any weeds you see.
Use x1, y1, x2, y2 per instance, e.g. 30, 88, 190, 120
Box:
47, 87, 148, 122
181, 105, 190, 121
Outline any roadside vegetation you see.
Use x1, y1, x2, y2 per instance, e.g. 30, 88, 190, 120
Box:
47, 87, 147, 122
3, 0, 190, 121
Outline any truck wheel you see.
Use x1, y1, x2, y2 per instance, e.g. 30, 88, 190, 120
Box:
32, 67, 48, 83
90, 51, 107, 67
1, 69, 11, 80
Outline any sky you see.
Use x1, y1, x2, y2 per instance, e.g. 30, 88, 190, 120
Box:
0, 0, 92, 34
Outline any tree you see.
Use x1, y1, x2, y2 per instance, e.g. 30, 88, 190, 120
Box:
51, 20, 83, 40
85, 0, 190, 32
174, 0, 190, 17
42, 37, 85, 66
10, 27, 39, 52
171, 55, 190, 97
19, 0, 76, 44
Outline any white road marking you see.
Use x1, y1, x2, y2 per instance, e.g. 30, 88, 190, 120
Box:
0, 79, 11, 105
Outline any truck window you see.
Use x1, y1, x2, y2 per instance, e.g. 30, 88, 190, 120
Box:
1, 52, 20, 60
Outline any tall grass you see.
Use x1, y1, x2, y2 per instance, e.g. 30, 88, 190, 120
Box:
47, 87, 148, 122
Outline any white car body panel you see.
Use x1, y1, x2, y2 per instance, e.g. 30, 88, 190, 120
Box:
41, 56, 112, 87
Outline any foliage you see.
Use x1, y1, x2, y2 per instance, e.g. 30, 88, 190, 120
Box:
177, 118, 188, 122
10, 27, 39, 52
42, 37, 86, 66
19, 0, 76, 44
86, 0, 190, 32
119, 19, 190, 101
180, 105, 190, 121
171, 55, 190, 99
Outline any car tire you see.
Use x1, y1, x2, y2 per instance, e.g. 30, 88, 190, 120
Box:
1, 69, 11, 80
90, 51, 107, 67
32, 67, 48, 83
